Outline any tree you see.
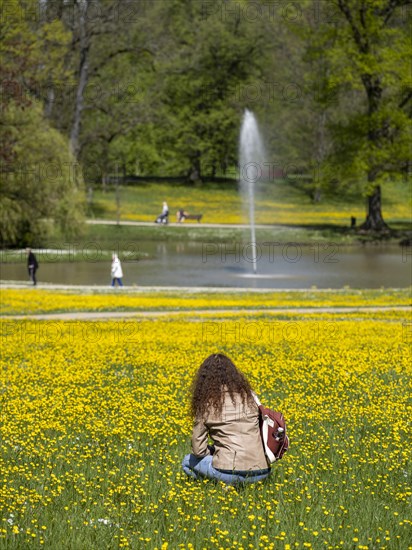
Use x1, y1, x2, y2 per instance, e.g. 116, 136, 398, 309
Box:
151, 0, 265, 182
260, 3, 340, 199
0, 0, 84, 246
41, 0, 152, 166
1, 99, 84, 246
327, 0, 411, 230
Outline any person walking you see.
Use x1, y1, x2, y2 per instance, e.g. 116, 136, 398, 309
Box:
182, 353, 271, 485
111, 253, 123, 287
156, 201, 169, 224
27, 248, 38, 286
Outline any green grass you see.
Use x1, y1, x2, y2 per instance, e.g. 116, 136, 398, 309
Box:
88, 178, 412, 227
82, 223, 357, 246
2, 180, 409, 256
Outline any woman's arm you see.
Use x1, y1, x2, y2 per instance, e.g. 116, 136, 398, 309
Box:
191, 418, 210, 457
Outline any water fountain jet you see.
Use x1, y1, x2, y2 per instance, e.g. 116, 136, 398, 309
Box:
239, 109, 266, 274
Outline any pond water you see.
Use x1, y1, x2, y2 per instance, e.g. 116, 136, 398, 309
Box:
1, 241, 411, 289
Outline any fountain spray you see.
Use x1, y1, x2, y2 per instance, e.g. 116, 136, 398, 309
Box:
239, 109, 265, 274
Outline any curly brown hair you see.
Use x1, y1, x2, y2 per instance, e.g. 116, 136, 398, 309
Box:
190, 353, 254, 418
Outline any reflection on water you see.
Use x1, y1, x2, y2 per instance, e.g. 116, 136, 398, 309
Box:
1, 241, 411, 289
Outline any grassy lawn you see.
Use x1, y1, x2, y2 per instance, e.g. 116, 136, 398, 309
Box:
81, 222, 361, 248
88, 178, 412, 227
1, 295, 411, 549
1, 180, 409, 257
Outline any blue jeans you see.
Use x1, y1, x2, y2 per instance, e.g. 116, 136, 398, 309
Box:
182, 454, 271, 485
111, 278, 123, 287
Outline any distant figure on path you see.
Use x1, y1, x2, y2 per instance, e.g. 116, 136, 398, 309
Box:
155, 201, 169, 224
111, 253, 123, 287
176, 209, 202, 223
27, 248, 38, 286
176, 209, 189, 222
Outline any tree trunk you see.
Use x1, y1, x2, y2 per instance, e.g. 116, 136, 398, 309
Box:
188, 153, 202, 184
70, 45, 89, 158
70, 2, 89, 159
359, 185, 389, 231
44, 84, 55, 118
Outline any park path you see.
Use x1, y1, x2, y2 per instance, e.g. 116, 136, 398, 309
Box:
2, 306, 411, 321
1, 281, 410, 320
86, 219, 271, 229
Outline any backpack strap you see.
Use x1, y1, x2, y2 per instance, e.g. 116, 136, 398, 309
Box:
252, 392, 261, 408
252, 392, 267, 417
252, 392, 266, 418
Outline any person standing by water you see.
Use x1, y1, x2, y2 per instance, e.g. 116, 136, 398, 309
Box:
182, 353, 271, 485
26, 248, 38, 286
111, 253, 123, 287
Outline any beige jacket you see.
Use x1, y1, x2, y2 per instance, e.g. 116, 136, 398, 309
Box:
191, 391, 269, 471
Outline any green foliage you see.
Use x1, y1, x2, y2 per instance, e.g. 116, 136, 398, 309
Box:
318, 0, 411, 192
261, 0, 411, 220
140, 0, 265, 181
0, 100, 85, 246
1, 0, 411, 237
0, 0, 85, 246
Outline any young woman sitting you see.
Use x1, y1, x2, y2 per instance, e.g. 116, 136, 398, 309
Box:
182, 353, 271, 485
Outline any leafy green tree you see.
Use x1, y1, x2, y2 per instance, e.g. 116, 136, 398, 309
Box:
1, 100, 84, 246
257, 0, 411, 224
259, 5, 339, 198
323, 0, 411, 230
151, 0, 265, 182
37, 0, 161, 190
0, 0, 84, 246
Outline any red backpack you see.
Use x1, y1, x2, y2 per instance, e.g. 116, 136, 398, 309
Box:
253, 394, 289, 463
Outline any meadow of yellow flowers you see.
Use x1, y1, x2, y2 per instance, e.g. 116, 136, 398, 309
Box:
1, 288, 410, 316
91, 181, 412, 227
1, 289, 411, 549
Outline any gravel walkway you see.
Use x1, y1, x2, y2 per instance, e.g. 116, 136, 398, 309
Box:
1, 280, 410, 320
2, 306, 410, 321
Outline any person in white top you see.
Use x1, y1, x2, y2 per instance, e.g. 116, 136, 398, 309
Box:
111, 253, 123, 287
156, 201, 169, 224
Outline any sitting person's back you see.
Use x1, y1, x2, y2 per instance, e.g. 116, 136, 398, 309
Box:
193, 390, 268, 471
182, 353, 271, 484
